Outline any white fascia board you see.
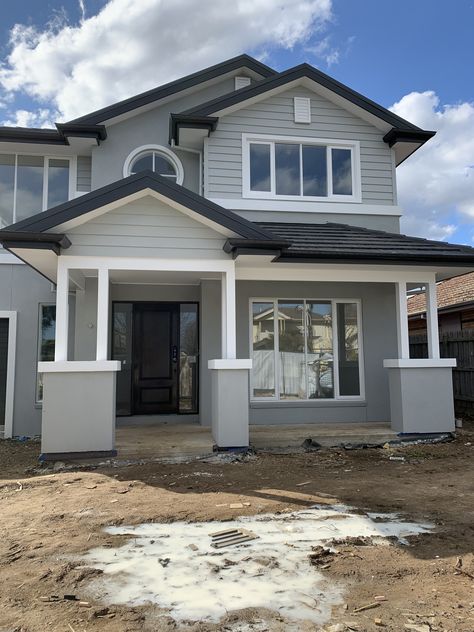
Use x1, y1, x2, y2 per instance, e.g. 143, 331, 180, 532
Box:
208, 359, 252, 370
383, 359, 457, 369
38, 360, 121, 373
209, 198, 403, 216
55, 188, 238, 238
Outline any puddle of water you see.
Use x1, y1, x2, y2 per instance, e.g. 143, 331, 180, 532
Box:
81, 504, 432, 626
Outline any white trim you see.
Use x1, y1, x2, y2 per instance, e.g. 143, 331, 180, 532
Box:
426, 281, 440, 359
249, 297, 365, 403
208, 198, 403, 216
54, 264, 69, 362
242, 133, 361, 203
39, 360, 121, 373
59, 255, 234, 273
208, 359, 252, 370
0, 311, 17, 439
383, 359, 456, 369
235, 76, 251, 90
96, 268, 109, 361
122, 144, 184, 184
395, 281, 409, 359
221, 266, 236, 359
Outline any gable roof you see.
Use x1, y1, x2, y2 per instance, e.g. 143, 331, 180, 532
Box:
408, 272, 474, 316
0, 123, 107, 146
0, 170, 274, 241
225, 222, 474, 266
67, 55, 275, 126
181, 63, 423, 132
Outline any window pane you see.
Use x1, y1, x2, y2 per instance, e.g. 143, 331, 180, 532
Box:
278, 301, 305, 399
302, 145, 327, 196
337, 303, 360, 396
332, 148, 352, 195
47, 159, 69, 208
306, 302, 334, 399
154, 153, 176, 177
131, 152, 153, 173
0, 154, 15, 227
16, 155, 44, 221
37, 305, 56, 402
252, 302, 275, 398
275, 143, 300, 195
179, 304, 198, 413
249, 143, 271, 191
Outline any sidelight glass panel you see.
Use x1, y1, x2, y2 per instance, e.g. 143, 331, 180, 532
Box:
337, 302, 360, 396
249, 143, 271, 192
16, 155, 44, 221
275, 143, 300, 195
47, 159, 69, 208
252, 302, 275, 398
36, 304, 56, 403
0, 154, 15, 227
302, 145, 327, 196
278, 301, 305, 399
332, 148, 352, 195
112, 303, 133, 415
306, 302, 334, 399
179, 304, 198, 413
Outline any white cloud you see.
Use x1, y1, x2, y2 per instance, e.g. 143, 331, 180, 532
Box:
1, 108, 55, 128
391, 91, 474, 240
0, 0, 332, 122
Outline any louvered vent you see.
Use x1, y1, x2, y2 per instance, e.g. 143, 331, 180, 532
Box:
294, 97, 311, 123
235, 76, 251, 90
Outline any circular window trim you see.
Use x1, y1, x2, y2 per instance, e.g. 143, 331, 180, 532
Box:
123, 144, 184, 185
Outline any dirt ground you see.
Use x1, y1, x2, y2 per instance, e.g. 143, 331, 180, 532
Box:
0, 423, 473, 632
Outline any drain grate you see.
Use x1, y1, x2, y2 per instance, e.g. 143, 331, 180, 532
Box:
209, 528, 258, 548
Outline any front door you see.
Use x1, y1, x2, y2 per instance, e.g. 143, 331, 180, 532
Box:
133, 303, 179, 414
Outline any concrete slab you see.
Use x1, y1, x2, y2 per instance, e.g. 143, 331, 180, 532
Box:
249, 422, 396, 449
115, 423, 214, 460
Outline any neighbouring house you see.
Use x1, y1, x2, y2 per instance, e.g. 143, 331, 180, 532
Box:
1, 54, 473, 459
408, 273, 474, 334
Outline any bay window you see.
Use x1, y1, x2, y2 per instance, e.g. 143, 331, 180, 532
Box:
243, 134, 360, 201
251, 299, 363, 401
0, 154, 71, 227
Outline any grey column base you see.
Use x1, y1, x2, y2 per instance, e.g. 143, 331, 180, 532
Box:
384, 359, 456, 434
40, 362, 119, 455
209, 359, 251, 448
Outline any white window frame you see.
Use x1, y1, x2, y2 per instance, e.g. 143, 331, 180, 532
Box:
242, 133, 361, 203
0, 311, 17, 439
249, 297, 365, 402
123, 144, 184, 184
36, 303, 56, 405
0, 152, 74, 224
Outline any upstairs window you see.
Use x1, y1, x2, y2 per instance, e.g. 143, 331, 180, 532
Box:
0, 154, 70, 227
124, 145, 184, 184
243, 134, 360, 202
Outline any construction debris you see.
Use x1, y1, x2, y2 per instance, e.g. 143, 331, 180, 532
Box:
209, 528, 258, 548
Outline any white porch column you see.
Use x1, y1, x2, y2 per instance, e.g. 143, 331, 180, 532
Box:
54, 263, 69, 362
426, 280, 440, 359
395, 281, 410, 359
96, 267, 110, 361
221, 266, 236, 359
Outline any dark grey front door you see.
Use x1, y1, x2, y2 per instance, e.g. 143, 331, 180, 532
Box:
0, 319, 9, 425
132, 303, 179, 414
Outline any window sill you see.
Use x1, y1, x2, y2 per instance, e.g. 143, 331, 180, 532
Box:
250, 399, 366, 409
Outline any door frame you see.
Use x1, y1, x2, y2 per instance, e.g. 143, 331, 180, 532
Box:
111, 301, 199, 416
0, 311, 17, 439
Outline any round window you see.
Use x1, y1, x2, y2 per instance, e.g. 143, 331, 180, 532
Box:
130, 150, 178, 181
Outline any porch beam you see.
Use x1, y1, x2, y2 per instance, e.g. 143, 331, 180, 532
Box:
426, 280, 440, 359
96, 267, 109, 361
221, 267, 236, 359
54, 264, 69, 362
395, 281, 410, 359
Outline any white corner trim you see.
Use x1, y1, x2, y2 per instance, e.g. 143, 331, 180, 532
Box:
208, 359, 253, 370
0, 311, 17, 439
122, 144, 184, 184
38, 360, 121, 373
383, 359, 457, 369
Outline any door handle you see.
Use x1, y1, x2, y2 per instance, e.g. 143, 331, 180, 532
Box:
172, 345, 178, 363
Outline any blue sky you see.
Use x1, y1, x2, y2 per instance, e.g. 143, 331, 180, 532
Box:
0, 0, 473, 242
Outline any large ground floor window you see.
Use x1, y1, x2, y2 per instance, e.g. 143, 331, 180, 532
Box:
251, 299, 363, 401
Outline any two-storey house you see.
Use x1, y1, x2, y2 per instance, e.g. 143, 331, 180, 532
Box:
0, 55, 472, 459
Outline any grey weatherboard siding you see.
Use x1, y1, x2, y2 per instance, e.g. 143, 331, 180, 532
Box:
205, 87, 396, 205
